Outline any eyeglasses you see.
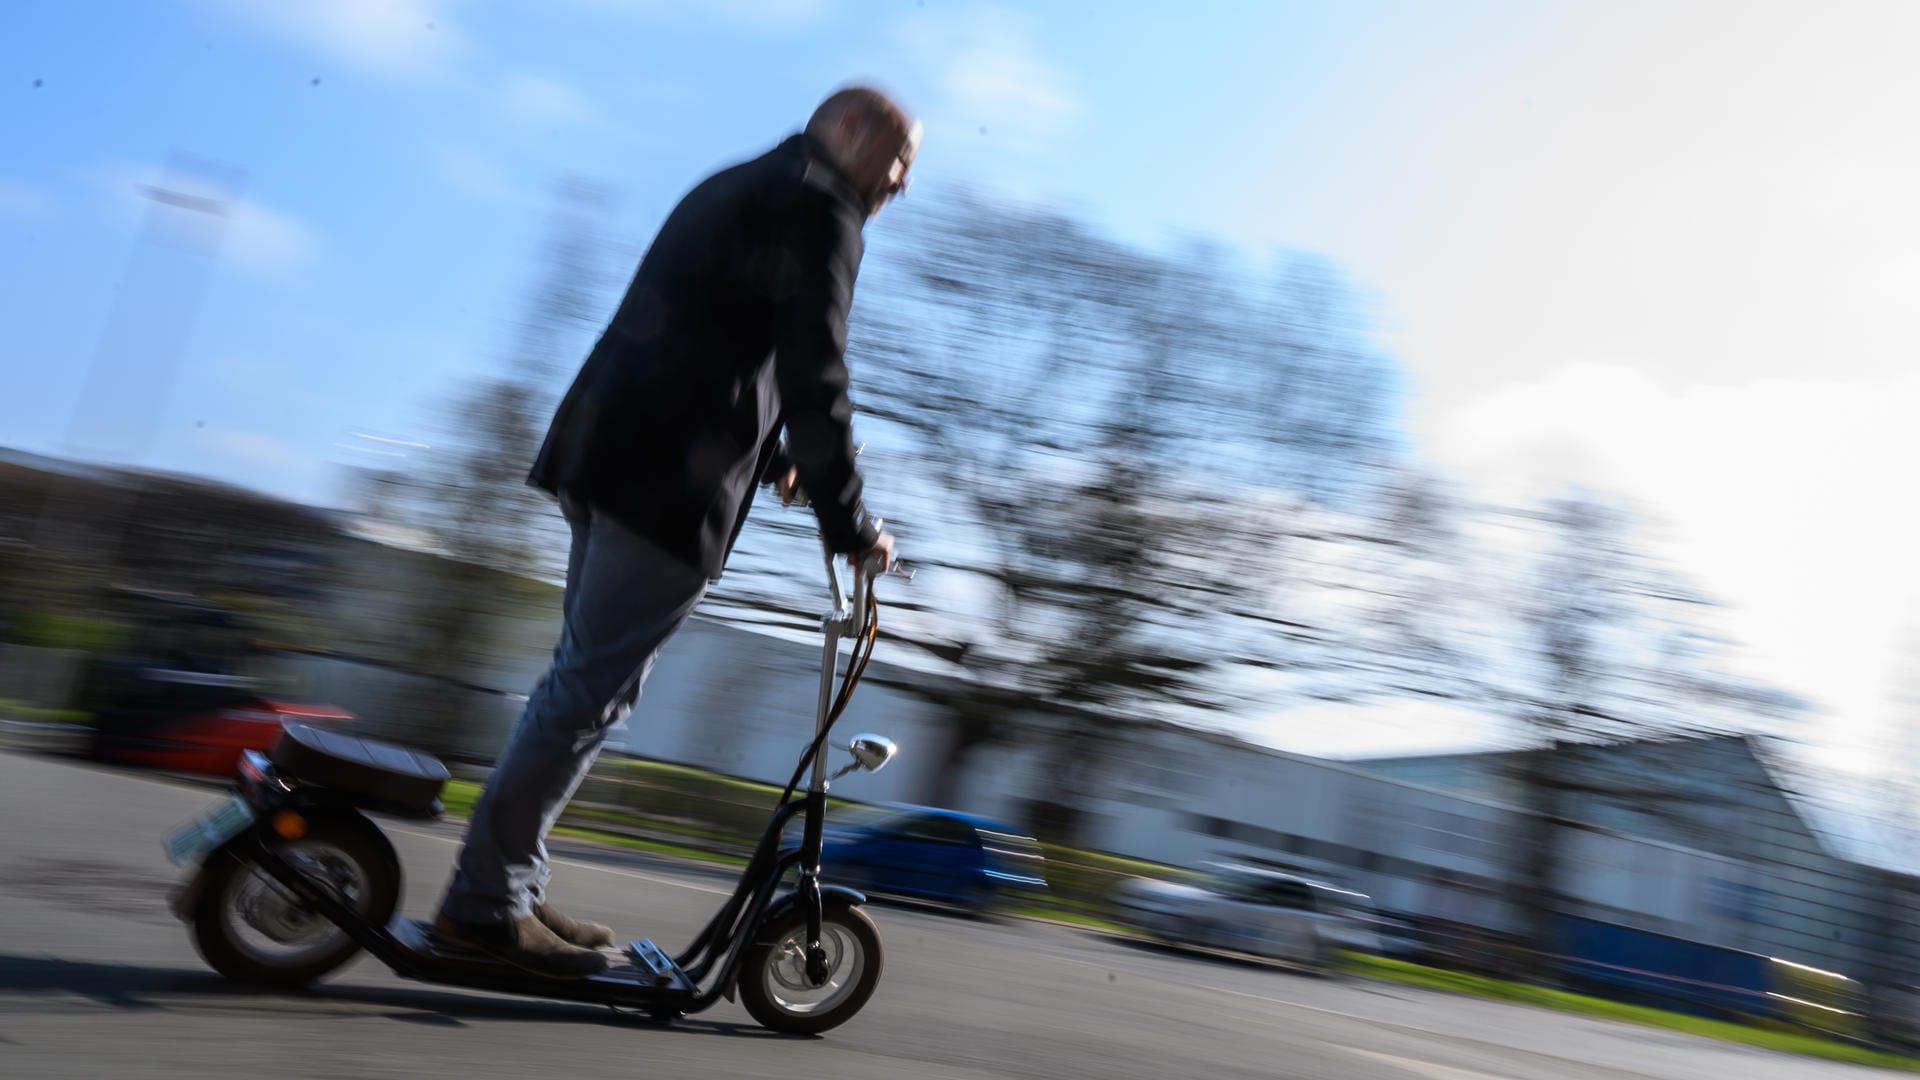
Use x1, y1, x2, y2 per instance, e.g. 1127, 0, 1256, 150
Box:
889, 121, 922, 200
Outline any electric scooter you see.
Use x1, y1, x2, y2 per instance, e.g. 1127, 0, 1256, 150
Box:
160, 533, 908, 1035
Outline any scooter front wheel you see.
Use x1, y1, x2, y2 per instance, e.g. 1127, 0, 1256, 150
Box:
738, 904, 883, 1035
190, 818, 398, 987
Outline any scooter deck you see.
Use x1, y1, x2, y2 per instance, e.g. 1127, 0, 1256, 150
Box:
385, 918, 701, 1007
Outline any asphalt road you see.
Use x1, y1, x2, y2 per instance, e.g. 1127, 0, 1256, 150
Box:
0, 749, 1899, 1080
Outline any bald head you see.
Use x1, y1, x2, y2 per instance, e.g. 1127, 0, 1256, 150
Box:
805, 85, 921, 217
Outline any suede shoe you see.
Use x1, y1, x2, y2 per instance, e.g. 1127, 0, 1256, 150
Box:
534, 901, 616, 949
431, 911, 610, 978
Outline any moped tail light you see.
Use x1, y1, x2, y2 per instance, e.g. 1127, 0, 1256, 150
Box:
271, 810, 308, 840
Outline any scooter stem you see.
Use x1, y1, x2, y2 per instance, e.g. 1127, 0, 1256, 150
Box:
812, 537, 877, 797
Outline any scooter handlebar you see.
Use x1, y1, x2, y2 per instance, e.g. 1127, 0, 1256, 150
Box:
822, 539, 910, 621
858, 551, 904, 580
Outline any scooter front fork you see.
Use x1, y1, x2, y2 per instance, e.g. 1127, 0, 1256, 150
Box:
798, 787, 830, 985
800, 871, 829, 985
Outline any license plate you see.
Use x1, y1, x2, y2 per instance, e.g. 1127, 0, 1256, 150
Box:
163, 794, 257, 866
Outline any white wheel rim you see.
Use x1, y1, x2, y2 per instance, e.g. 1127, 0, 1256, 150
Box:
762, 920, 866, 1016
220, 840, 367, 965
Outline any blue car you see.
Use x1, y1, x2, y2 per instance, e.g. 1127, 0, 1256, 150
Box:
817, 803, 1047, 913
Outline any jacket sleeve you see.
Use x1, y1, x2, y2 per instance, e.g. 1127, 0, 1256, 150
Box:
769, 190, 880, 553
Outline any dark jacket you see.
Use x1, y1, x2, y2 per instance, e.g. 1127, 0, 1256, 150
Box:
529, 133, 881, 580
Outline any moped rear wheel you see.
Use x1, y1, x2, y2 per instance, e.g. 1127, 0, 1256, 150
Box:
738, 905, 883, 1035
190, 818, 397, 987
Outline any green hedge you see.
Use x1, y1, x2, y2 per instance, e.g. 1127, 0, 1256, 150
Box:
4, 609, 127, 653
1344, 954, 1920, 1073
0, 699, 91, 724
571, 756, 867, 842
1032, 846, 1195, 918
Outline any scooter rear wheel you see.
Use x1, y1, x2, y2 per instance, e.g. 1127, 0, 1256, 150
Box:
738, 905, 883, 1035
190, 818, 398, 987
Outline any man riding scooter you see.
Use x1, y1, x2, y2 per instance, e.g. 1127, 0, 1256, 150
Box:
432, 86, 920, 978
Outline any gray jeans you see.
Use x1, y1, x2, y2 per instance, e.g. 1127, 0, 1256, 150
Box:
440, 494, 709, 925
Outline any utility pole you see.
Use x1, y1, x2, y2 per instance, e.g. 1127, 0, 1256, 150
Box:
26, 154, 243, 597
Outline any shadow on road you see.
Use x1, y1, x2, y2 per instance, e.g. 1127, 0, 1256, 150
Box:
0, 953, 802, 1040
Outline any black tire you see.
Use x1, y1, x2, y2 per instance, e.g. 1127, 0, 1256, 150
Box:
190, 817, 398, 987
738, 905, 884, 1035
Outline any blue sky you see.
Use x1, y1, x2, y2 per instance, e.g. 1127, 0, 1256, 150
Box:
8, 1, 1920, 776
0, 0, 1552, 505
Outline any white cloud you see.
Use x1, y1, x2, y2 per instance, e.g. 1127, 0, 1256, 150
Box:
0, 179, 55, 219
1428, 362, 1920, 773
710, 0, 834, 23
222, 199, 323, 274
941, 25, 1079, 135
431, 144, 520, 203
1230, 2, 1920, 413
500, 74, 600, 129
76, 160, 321, 278
200, 427, 308, 471
205, 0, 470, 79
890, 6, 1082, 155
1148, 2, 1920, 776
568, 0, 834, 29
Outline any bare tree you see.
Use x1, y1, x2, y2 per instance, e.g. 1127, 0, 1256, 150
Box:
756, 185, 1414, 841
344, 179, 619, 758
1482, 492, 1811, 977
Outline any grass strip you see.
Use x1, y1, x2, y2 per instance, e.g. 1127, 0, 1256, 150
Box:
1343, 953, 1920, 1073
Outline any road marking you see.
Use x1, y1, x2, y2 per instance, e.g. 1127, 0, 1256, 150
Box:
385, 824, 733, 897
1346, 1049, 1516, 1080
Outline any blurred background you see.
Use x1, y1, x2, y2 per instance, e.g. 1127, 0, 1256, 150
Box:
7, 0, 1920, 1063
